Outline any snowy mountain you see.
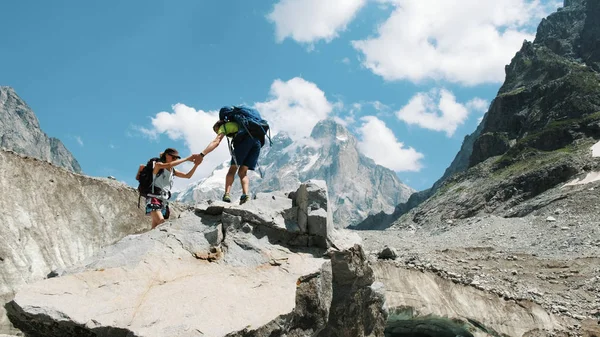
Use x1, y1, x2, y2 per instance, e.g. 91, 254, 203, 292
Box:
177, 119, 414, 227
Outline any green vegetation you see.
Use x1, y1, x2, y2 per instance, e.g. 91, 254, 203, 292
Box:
493, 146, 574, 180
568, 69, 600, 94
495, 111, 600, 170
498, 86, 526, 97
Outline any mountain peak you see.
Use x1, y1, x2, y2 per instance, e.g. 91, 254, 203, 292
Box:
0, 87, 82, 173
310, 119, 352, 142
178, 117, 414, 227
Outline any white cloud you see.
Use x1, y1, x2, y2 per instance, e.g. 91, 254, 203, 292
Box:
267, 0, 367, 45
396, 89, 474, 137
140, 77, 333, 190
467, 97, 490, 113
75, 136, 83, 147
141, 104, 231, 190
358, 116, 424, 172
342, 57, 351, 65
352, 0, 558, 85
254, 77, 333, 141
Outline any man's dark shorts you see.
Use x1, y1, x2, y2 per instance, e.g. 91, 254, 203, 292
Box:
231, 137, 261, 170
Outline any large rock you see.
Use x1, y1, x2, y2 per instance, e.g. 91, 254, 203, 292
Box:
318, 245, 387, 337
0, 149, 148, 335
195, 183, 336, 249
0, 87, 81, 173
294, 180, 333, 247
5, 198, 383, 337
224, 245, 386, 337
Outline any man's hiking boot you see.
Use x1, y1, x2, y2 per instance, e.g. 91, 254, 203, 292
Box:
222, 193, 231, 203
240, 194, 250, 205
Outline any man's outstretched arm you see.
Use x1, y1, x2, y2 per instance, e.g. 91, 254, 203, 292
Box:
196, 133, 226, 163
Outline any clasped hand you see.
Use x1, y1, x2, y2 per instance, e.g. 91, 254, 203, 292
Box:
189, 153, 204, 165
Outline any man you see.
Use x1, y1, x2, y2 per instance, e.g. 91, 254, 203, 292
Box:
196, 106, 267, 205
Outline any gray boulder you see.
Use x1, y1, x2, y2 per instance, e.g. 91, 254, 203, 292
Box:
378, 247, 398, 260
6, 190, 383, 337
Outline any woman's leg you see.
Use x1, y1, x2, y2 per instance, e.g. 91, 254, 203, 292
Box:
150, 210, 165, 229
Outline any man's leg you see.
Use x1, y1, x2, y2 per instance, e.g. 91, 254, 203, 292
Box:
225, 165, 237, 193
238, 166, 250, 195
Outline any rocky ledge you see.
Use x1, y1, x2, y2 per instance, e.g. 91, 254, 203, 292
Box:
5, 181, 385, 337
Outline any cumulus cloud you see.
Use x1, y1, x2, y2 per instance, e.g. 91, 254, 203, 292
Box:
466, 97, 490, 113
267, 0, 367, 45
139, 77, 334, 189
396, 89, 486, 137
352, 0, 560, 85
254, 77, 333, 141
358, 116, 424, 172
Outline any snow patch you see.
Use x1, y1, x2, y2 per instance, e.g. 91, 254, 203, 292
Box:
592, 140, 600, 157
302, 154, 320, 172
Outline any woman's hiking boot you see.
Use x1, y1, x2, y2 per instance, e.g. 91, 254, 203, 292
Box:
222, 193, 231, 203
240, 194, 250, 205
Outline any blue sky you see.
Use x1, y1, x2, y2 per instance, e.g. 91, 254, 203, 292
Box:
1, 0, 561, 191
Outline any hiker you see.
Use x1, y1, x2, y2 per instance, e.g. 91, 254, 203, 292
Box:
195, 106, 270, 205
136, 148, 201, 229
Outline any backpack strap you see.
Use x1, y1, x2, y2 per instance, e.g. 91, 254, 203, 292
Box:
151, 161, 157, 195
227, 136, 239, 168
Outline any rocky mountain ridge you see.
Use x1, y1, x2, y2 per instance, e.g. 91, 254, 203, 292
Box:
0, 86, 81, 173
177, 119, 414, 227
356, 0, 600, 230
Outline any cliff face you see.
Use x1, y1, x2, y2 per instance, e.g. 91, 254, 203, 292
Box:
0, 86, 81, 173
0, 149, 148, 334
471, 0, 600, 167
356, 0, 600, 230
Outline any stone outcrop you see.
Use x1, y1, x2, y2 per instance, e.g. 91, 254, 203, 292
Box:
0, 86, 81, 173
196, 180, 338, 249
5, 181, 384, 337
0, 149, 148, 335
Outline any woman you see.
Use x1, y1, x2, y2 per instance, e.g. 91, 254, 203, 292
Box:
144, 148, 200, 229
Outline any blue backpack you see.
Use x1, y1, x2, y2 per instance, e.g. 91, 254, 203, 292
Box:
219, 106, 272, 147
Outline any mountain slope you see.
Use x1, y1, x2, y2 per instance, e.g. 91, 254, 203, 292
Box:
177, 119, 414, 227
356, 0, 600, 229
0, 86, 81, 173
